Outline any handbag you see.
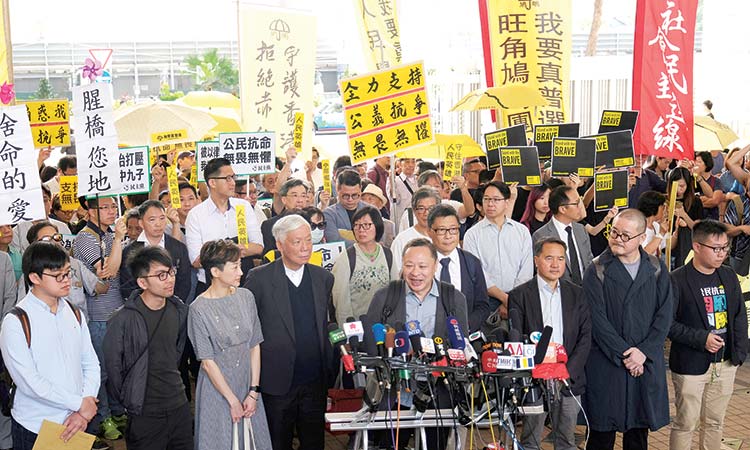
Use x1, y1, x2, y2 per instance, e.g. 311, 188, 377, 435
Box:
232, 417, 256, 450
325, 362, 364, 435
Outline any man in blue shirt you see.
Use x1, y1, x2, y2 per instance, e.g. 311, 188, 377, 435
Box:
0, 242, 100, 450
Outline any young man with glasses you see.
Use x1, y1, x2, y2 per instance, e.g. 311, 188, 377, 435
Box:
582, 209, 672, 450
71, 195, 128, 441
185, 157, 263, 291
464, 181, 533, 318
0, 242, 100, 450
668, 220, 748, 450
426, 204, 491, 332
103, 246, 192, 450
323, 169, 367, 246
533, 185, 594, 285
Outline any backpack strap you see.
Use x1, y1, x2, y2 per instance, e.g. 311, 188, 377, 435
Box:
64, 299, 82, 325
592, 255, 605, 283
381, 280, 404, 325
8, 307, 30, 348
407, 208, 414, 228
383, 247, 393, 272
438, 281, 456, 318
347, 246, 357, 279
646, 253, 661, 278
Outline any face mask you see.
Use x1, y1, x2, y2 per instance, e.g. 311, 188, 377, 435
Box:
311, 228, 324, 244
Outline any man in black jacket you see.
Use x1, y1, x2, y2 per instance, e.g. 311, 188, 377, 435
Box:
668, 220, 748, 450
509, 236, 591, 450
103, 246, 191, 450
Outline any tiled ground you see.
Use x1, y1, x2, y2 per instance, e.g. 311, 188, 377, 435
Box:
109, 357, 750, 449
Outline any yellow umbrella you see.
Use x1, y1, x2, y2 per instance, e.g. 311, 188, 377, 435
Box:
396, 134, 485, 159
114, 100, 218, 146
694, 116, 739, 151
450, 85, 547, 112
177, 90, 241, 109
200, 107, 242, 137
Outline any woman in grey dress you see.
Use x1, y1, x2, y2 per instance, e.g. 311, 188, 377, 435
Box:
188, 240, 272, 450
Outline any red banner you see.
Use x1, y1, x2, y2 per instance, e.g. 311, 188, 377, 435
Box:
632, 0, 698, 159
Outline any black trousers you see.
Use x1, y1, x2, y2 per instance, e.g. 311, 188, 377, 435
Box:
586, 427, 648, 450
125, 402, 194, 450
11, 419, 37, 450
263, 381, 326, 450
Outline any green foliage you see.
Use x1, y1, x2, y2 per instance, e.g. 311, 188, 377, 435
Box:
184, 48, 238, 93
34, 78, 56, 99
159, 81, 184, 101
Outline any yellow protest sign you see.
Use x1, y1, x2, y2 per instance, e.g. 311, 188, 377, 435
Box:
601, 111, 622, 127
352, 0, 402, 71
666, 181, 679, 271
59, 175, 79, 211
167, 168, 181, 209
236, 205, 248, 246
321, 159, 331, 193
150, 129, 187, 144
340, 61, 434, 163
153, 140, 196, 156
293, 112, 304, 152
23, 100, 70, 147
190, 163, 198, 189
442, 144, 464, 181
483, 0, 573, 129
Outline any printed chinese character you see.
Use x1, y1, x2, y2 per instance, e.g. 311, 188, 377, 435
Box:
56, 126, 68, 144
54, 103, 67, 120
388, 72, 402, 91
88, 171, 111, 192
394, 128, 409, 147
82, 89, 103, 112
371, 104, 385, 127
535, 12, 563, 35
7, 198, 31, 223
407, 67, 423, 86
2, 168, 26, 190
413, 95, 426, 115
256, 41, 275, 62
85, 114, 106, 139
502, 61, 530, 84
37, 104, 50, 122
0, 141, 21, 167
37, 129, 51, 145
88, 145, 108, 169
499, 36, 527, 59
0, 113, 17, 137
343, 82, 360, 103
414, 121, 430, 140
367, 76, 379, 94
350, 113, 363, 130
390, 101, 406, 119
498, 14, 527, 33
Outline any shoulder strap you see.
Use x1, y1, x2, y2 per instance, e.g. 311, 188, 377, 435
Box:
592, 255, 605, 283
646, 253, 661, 278
383, 247, 393, 272
64, 299, 82, 324
9, 307, 30, 348
399, 176, 414, 195
347, 246, 357, 279
438, 281, 456, 317
407, 208, 414, 227
381, 280, 404, 325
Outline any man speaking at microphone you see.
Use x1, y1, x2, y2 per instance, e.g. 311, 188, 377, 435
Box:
508, 236, 591, 450
364, 238, 469, 450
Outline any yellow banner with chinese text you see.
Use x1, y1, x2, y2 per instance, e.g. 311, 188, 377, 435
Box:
442, 144, 465, 181
340, 61, 434, 163
22, 100, 70, 147
58, 175, 79, 211
321, 159, 331, 193
352, 0, 402, 71
167, 168, 181, 209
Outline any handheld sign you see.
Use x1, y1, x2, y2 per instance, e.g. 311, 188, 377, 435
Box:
167, 167, 181, 209
551, 137, 596, 177
443, 143, 464, 181
594, 170, 629, 212
484, 124, 526, 170
321, 159, 331, 194
598, 110, 639, 134
293, 112, 304, 153
591, 130, 635, 170
59, 176, 79, 211
236, 205, 248, 246
533, 123, 580, 160
499, 146, 542, 186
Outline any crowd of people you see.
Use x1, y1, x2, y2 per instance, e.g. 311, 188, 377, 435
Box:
0, 143, 747, 450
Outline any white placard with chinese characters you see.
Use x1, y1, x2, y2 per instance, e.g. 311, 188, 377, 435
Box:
71, 83, 115, 115
0, 187, 46, 225
77, 136, 122, 197
0, 106, 36, 168
196, 141, 220, 182
117, 146, 150, 195
312, 241, 345, 272
71, 110, 117, 142
218, 132, 276, 176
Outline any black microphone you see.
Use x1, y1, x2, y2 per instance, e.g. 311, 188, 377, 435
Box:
405, 320, 423, 356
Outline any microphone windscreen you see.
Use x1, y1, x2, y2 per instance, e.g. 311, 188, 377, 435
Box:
372, 323, 386, 344
445, 316, 465, 350
385, 329, 396, 348
481, 351, 498, 373
394, 331, 410, 355
533, 326, 553, 365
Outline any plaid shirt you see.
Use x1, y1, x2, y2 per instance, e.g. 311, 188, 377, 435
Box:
72, 223, 123, 321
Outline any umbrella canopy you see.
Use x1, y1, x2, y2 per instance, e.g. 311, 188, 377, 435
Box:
201, 107, 242, 136
396, 134, 485, 159
450, 86, 547, 112
694, 116, 739, 152
114, 101, 218, 146
177, 90, 241, 109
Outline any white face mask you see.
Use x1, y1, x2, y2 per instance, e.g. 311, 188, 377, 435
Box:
311, 228, 324, 244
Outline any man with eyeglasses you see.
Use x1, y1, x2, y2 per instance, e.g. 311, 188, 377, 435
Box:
668, 220, 748, 450
71, 195, 128, 441
533, 185, 593, 285
464, 181, 533, 318
0, 242, 100, 450
103, 246, 193, 450
582, 209, 672, 450
391, 186, 442, 275
185, 157, 263, 291
323, 169, 367, 246
426, 204, 491, 332
261, 178, 311, 254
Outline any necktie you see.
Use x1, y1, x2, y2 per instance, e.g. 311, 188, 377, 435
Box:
566, 225, 582, 284
440, 257, 451, 283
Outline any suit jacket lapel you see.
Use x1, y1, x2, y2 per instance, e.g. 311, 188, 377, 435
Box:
528, 278, 545, 332
560, 283, 576, 349
458, 249, 471, 298
309, 265, 328, 355
683, 264, 711, 329
272, 261, 296, 342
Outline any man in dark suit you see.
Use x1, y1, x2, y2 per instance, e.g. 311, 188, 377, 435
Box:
532, 185, 594, 285
509, 236, 591, 450
260, 178, 311, 254
244, 214, 334, 450
120, 200, 192, 303
426, 203, 491, 332
668, 220, 748, 450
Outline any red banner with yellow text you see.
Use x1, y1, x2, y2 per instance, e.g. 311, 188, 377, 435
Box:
632, 0, 697, 159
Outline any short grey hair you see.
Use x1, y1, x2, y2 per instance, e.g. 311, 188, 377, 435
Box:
614, 208, 647, 234
272, 214, 311, 242
417, 170, 441, 187
279, 178, 307, 197
411, 186, 442, 210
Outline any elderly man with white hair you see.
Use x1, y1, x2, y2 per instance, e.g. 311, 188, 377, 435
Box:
243, 214, 335, 450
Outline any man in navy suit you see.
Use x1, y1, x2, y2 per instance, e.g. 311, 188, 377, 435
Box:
426, 204, 491, 332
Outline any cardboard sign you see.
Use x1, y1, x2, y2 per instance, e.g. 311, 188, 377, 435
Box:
498, 146, 542, 186
597, 110, 639, 134
59, 175, 79, 211
218, 132, 276, 176
293, 112, 304, 152
118, 146, 150, 195
236, 205, 248, 246
484, 124, 526, 170
594, 169, 629, 212
442, 143, 465, 181
551, 137, 596, 177
321, 159, 331, 193
340, 61, 434, 163
167, 167, 181, 209
23, 99, 71, 148
591, 130, 635, 170
533, 123, 580, 160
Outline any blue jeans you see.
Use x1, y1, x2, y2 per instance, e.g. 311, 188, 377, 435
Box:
87, 320, 124, 434
11, 418, 37, 450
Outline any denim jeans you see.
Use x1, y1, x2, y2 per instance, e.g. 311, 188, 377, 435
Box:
87, 320, 124, 434
11, 418, 37, 450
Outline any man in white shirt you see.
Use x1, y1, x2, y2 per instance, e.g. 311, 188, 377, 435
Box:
43, 155, 77, 195
185, 158, 263, 291
387, 158, 416, 232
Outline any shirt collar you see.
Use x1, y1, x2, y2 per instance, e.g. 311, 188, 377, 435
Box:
536, 275, 560, 295
551, 215, 572, 232
283, 263, 305, 277
27, 289, 63, 314
437, 247, 460, 265
137, 231, 165, 248
85, 221, 110, 237
206, 195, 235, 214
405, 279, 440, 301
478, 217, 513, 230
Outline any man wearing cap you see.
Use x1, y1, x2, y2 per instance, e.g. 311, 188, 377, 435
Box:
361, 184, 396, 248
176, 151, 195, 177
